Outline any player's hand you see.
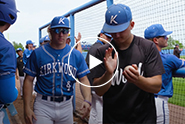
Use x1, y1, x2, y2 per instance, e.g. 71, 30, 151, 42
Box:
104, 47, 117, 74
75, 32, 81, 43
24, 107, 37, 124
123, 64, 140, 83
80, 101, 91, 119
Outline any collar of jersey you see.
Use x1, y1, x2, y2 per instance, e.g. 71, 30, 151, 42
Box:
96, 39, 104, 45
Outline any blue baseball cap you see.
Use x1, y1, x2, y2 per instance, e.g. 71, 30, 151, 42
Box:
100, 30, 112, 38
40, 35, 50, 44
16, 48, 22, 52
144, 24, 173, 39
103, 4, 132, 33
39, 37, 44, 44
50, 16, 70, 29
26, 40, 34, 45
43, 35, 50, 41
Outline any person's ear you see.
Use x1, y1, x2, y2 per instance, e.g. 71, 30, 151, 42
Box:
100, 33, 104, 38
153, 38, 158, 44
130, 21, 135, 29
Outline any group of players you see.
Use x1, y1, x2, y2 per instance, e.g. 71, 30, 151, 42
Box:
1, 0, 185, 124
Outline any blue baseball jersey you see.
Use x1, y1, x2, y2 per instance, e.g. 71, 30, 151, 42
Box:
23, 43, 90, 96
23, 48, 33, 65
0, 32, 16, 79
155, 52, 185, 97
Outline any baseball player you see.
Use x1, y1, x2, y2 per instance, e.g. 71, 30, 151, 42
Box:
173, 44, 183, 58
23, 40, 34, 65
0, 0, 19, 122
144, 24, 185, 124
23, 16, 91, 124
16, 48, 24, 98
66, 32, 82, 53
39, 35, 50, 46
23, 40, 37, 95
90, 4, 165, 123
86, 29, 112, 124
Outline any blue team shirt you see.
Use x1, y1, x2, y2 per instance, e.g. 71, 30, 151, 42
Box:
23, 48, 33, 65
0, 32, 16, 79
24, 43, 90, 96
96, 39, 104, 45
155, 52, 185, 97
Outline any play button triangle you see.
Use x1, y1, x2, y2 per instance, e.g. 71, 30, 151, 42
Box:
89, 54, 102, 70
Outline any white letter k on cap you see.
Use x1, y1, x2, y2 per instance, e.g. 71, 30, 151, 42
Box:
110, 15, 118, 24
58, 17, 65, 24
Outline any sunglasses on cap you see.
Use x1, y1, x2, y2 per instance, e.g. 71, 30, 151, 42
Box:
156, 36, 168, 40
52, 28, 69, 34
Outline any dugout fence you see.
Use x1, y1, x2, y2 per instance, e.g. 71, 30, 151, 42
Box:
39, 0, 185, 123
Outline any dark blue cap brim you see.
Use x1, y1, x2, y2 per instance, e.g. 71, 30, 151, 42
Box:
50, 25, 71, 29
103, 21, 130, 33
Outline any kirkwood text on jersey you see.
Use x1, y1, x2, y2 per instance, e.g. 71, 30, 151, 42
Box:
39, 62, 77, 76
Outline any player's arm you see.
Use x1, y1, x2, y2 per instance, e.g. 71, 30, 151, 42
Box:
79, 75, 91, 119
123, 64, 162, 93
93, 71, 113, 96
136, 75, 162, 93
15, 68, 19, 80
93, 48, 117, 96
76, 42, 82, 53
75, 32, 82, 53
23, 74, 36, 124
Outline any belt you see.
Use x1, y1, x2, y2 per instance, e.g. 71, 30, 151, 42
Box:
41, 95, 71, 103
154, 95, 169, 101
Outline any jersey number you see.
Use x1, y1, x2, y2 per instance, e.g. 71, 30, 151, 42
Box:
66, 81, 71, 91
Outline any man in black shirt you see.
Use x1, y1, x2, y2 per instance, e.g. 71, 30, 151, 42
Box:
91, 4, 165, 123
86, 29, 112, 124
173, 44, 183, 58
16, 48, 24, 97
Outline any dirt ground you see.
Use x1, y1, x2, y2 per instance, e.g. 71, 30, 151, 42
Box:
8, 79, 185, 124
7, 79, 87, 124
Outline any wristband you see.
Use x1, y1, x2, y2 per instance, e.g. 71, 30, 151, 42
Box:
84, 100, 91, 106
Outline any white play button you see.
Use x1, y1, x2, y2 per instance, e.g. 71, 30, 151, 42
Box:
89, 54, 102, 70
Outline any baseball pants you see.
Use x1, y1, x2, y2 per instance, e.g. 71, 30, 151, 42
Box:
19, 76, 24, 97
89, 91, 103, 124
0, 110, 4, 124
155, 95, 169, 124
33, 93, 73, 124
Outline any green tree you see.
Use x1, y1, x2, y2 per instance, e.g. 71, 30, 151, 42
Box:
12, 41, 24, 51
162, 36, 184, 50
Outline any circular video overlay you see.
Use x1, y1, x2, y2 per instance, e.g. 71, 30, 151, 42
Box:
68, 37, 119, 88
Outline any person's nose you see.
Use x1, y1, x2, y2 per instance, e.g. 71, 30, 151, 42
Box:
114, 32, 120, 38
58, 31, 64, 36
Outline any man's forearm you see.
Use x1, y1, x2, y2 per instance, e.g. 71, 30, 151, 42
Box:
23, 75, 34, 109
93, 71, 113, 96
133, 75, 162, 93
79, 76, 91, 102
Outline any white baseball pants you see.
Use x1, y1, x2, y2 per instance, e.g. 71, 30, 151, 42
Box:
33, 94, 73, 124
155, 95, 169, 124
89, 91, 103, 124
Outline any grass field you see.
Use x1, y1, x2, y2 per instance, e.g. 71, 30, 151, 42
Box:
168, 77, 185, 107
181, 56, 185, 59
